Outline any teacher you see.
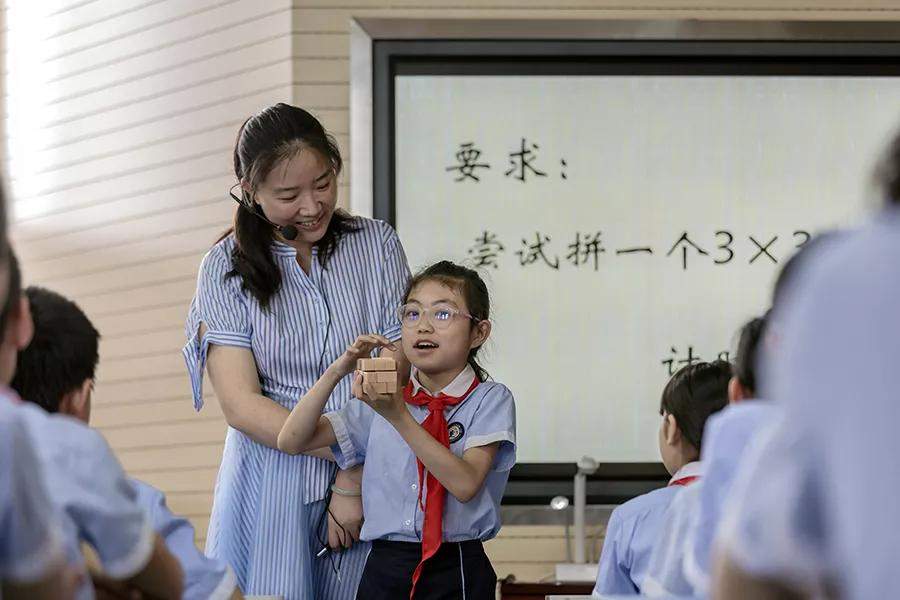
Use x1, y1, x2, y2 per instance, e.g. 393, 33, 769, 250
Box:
183, 103, 410, 599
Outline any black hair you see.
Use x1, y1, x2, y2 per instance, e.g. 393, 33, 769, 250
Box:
732, 316, 767, 396
10, 287, 99, 414
404, 261, 491, 382
659, 360, 731, 453
223, 103, 358, 308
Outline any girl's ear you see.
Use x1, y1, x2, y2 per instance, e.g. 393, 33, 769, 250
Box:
469, 319, 491, 350
664, 413, 682, 447
239, 179, 254, 204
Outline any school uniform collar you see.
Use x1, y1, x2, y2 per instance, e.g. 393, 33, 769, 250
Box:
669, 460, 703, 485
409, 364, 477, 398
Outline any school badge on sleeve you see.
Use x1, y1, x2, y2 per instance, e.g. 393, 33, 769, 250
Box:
448, 422, 465, 443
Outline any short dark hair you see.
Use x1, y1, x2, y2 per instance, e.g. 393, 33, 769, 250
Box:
11, 287, 99, 413
732, 316, 767, 396
659, 360, 731, 452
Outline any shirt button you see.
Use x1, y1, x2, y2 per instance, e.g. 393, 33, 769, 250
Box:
411, 483, 417, 490
404, 520, 412, 527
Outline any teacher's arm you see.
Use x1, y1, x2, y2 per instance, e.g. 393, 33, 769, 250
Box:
202, 322, 329, 459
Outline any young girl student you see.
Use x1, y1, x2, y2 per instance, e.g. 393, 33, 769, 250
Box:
277, 261, 516, 600
593, 360, 730, 596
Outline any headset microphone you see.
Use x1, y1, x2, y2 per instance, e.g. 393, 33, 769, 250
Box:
229, 184, 299, 241
277, 223, 299, 241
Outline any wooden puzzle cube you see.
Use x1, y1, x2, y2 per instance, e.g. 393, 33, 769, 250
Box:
357, 357, 398, 394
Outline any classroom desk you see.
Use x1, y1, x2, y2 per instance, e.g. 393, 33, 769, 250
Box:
545, 597, 665, 600
546, 596, 638, 599
545, 595, 699, 599
499, 582, 594, 599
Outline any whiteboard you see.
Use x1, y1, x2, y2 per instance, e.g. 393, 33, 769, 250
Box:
394, 75, 899, 462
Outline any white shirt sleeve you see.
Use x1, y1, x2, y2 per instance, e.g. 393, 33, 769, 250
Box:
0, 414, 65, 582
714, 417, 831, 591
463, 383, 517, 471
131, 479, 236, 600
46, 418, 155, 579
643, 484, 702, 598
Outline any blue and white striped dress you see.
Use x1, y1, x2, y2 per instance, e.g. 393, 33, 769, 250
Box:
183, 216, 410, 599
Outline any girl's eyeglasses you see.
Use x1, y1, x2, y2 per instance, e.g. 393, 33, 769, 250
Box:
396, 303, 480, 330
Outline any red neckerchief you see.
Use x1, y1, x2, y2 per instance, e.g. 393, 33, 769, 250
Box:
668, 475, 700, 487
403, 376, 480, 599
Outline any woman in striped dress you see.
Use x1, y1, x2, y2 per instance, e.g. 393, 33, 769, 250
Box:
182, 103, 411, 599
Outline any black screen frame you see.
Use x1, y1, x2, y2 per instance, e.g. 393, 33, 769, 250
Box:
371, 35, 900, 504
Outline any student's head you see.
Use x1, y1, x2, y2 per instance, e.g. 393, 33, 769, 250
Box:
729, 316, 767, 403
0, 252, 33, 385
228, 103, 356, 307
11, 287, 99, 423
398, 261, 492, 382
658, 360, 731, 475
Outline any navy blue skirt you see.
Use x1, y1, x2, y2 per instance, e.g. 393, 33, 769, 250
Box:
356, 539, 496, 600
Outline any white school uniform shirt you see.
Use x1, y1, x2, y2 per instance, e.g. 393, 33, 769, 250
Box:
325, 364, 517, 543
718, 209, 900, 599
642, 480, 703, 598
592, 461, 702, 596
130, 479, 237, 600
15, 400, 154, 600
681, 401, 780, 595
0, 397, 66, 587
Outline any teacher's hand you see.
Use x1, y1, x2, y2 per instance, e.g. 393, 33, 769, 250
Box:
327, 468, 363, 550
